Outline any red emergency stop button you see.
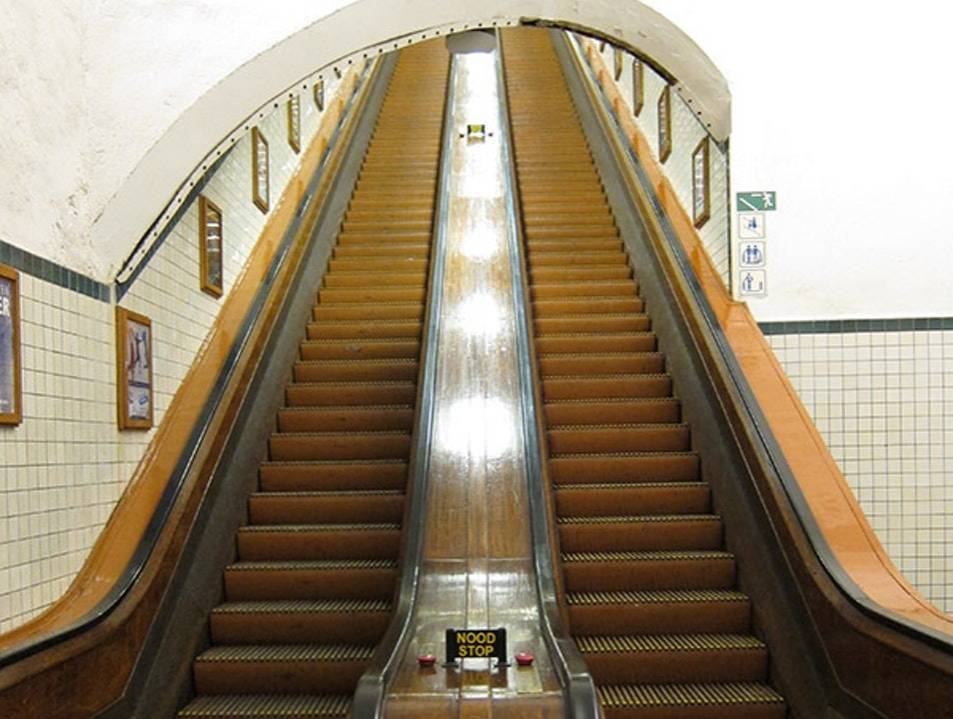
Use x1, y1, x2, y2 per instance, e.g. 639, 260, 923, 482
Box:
515, 652, 534, 666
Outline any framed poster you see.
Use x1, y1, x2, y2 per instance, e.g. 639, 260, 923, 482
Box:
692, 137, 711, 228
314, 78, 325, 112
251, 126, 270, 213
199, 195, 224, 297
287, 95, 301, 154
0, 264, 22, 425
116, 307, 153, 430
658, 85, 672, 163
632, 59, 644, 116
614, 47, 623, 81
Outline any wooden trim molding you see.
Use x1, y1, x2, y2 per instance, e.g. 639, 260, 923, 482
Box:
251, 126, 270, 213
115, 307, 154, 430
198, 196, 224, 298
0, 264, 22, 426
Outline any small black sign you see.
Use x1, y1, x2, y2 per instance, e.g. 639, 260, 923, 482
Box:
445, 627, 507, 663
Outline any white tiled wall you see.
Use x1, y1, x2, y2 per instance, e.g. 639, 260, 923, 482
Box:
583, 36, 731, 287
0, 67, 359, 633
767, 328, 953, 613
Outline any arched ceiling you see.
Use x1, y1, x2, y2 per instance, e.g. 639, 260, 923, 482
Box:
82, 0, 730, 279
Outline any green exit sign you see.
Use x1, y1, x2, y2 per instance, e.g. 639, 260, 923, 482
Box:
737, 192, 777, 212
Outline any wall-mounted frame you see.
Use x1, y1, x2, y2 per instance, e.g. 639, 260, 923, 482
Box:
251, 126, 270, 213
658, 84, 672, 163
692, 137, 711, 228
314, 78, 325, 112
632, 58, 645, 116
0, 264, 22, 425
614, 47, 624, 81
287, 95, 301, 154
116, 307, 153, 430
198, 196, 224, 297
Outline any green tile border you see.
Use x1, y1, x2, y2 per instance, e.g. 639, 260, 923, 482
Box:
759, 318, 953, 335
0, 239, 111, 302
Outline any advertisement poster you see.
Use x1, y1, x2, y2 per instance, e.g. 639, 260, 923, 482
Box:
116, 307, 152, 429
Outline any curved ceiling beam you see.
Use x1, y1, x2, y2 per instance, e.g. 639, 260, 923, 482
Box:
94, 0, 730, 281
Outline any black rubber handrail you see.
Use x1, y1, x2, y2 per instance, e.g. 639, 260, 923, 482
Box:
558, 28, 953, 654
495, 30, 602, 719
350, 51, 456, 719
0, 58, 383, 670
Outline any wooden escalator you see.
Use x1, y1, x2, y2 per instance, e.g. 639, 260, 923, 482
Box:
501, 28, 787, 719
177, 41, 450, 719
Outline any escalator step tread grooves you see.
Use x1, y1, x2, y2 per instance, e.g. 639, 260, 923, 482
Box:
181, 40, 449, 717
213, 599, 391, 614
563, 550, 732, 562
196, 644, 376, 662
576, 634, 766, 653
179, 694, 351, 717
501, 27, 786, 717
227, 558, 398, 571
566, 589, 748, 605
598, 682, 785, 707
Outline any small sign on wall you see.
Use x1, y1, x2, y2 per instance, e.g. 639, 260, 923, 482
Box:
737, 191, 777, 212
739, 241, 766, 268
116, 307, 154, 430
738, 212, 766, 239
739, 270, 767, 297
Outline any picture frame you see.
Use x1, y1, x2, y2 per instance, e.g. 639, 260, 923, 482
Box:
632, 58, 645, 116
199, 195, 224, 297
692, 137, 712, 228
116, 307, 153, 430
314, 78, 325, 112
287, 95, 301, 154
658, 84, 672, 163
251, 126, 270, 213
614, 47, 624, 81
0, 264, 22, 426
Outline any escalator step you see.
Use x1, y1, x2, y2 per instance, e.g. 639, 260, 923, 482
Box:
561, 550, 736, 591
597, 682, 785, 719
179, 693, 351, 718
237, 523, 401, 560
544, 398, 678, 425
258, 459, 408, 491
549, 451, 699, 484
548, 423, 691, 454
567, 589, 751, 636
268, 431, 411, 461
193, 644, 374, 694
248, 490, 404, 524
277, 405, 414, 432
285, 381, 417, 406
299, 339, 420, 360
577, 633, 768, 685
558, 514, 722, 552
210, 599, 391, 644
293, 358, 419, 382
535, 333, 656, 354
555, 482, 709, 516
540, 352, 663, 376
224, 558, 398, 601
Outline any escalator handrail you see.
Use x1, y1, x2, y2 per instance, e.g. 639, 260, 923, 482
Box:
559, 29, 953, 654
350, 51, 456, 719
0, 60, 380, 671
495, 31, 602, 719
